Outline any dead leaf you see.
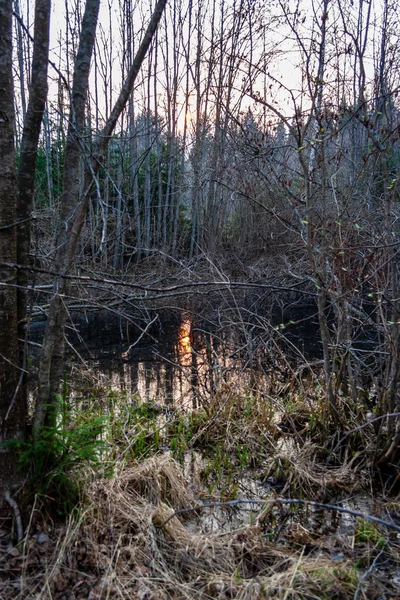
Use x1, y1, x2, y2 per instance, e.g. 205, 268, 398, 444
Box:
55, 572, 68, 591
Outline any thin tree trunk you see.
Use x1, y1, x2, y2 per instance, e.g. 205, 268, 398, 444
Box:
16, 0, 51, 336
43, 109, 54, 209
130, 98, 142, 261
113, 162, 125, 271
14, 0, 27, 121
190, 0, 206, 257
34, 0, 101, 435
144, 114, 152, 253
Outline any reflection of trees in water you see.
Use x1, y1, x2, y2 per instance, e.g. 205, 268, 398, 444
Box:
165, 361, 174, 405
65, 315, 243, 409
130, 362, 139, 397
191, 346, 199, 409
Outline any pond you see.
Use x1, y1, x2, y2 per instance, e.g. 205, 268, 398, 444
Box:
64, 314, 254, 409
28, 303, 324, 409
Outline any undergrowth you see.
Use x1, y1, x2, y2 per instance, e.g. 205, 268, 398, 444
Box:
4, 454, 398, 599
9, 392, 108, 516
3, 381, 399, 599
12, 378, 389, 518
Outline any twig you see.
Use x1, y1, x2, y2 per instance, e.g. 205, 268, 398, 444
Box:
12, 11, 71, 92
0, 262, 316, 296
284, 545, 305, 600
160, 497, 400, 533
4, 490, 23, 543
17, 338, 42, 348
353, 547, 386, 600
122, 314, 159, 357
0, 217, 36, 231
328, 412, 400, 458
188, 386, 237, 448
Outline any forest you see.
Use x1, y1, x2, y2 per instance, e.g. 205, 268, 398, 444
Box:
0, 0, 400, 597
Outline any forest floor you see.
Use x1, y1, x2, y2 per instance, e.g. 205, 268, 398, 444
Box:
1, 383, 400, 599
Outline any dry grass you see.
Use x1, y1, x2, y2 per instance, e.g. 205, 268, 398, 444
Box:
190, 384, 279, 459
2, 382, 398, 600
4, 454, 396, 599
263, 440, 366, 500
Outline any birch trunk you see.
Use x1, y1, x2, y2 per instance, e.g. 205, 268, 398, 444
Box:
16, 0, 51, 337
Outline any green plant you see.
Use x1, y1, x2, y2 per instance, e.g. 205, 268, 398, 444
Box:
355, 519, 386, 547
106, 396, 162, 460
168, 414, 198, 459
10, 393, 107, 516
243, 393, 255, 418
237, 443, 250, 469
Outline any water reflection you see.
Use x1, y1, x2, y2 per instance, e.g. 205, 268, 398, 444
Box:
177, 317, 192, 360
67, 315, 237, 409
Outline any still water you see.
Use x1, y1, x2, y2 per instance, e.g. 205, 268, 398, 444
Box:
65, 315, 245, 408
29, 304, 321, 407
30, 311, 380, 541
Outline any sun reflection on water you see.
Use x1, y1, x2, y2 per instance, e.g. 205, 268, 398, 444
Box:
177, 318, 192, 357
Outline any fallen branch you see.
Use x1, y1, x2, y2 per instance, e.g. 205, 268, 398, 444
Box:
353, 546, 386, 600
4, 490, 23, 543
160, 497, 400, 533
0, 262, 316, 296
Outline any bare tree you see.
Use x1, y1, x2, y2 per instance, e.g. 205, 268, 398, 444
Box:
34, 0, 101, 434
33, 0, 168, 435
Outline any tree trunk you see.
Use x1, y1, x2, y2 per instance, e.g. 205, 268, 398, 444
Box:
16, 0, 51, 344
14, 0, 27, 122
0, 0, 26, 493
34, 0, 100, 435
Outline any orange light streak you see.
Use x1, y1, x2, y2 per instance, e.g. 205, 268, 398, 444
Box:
178, 318, 192, 356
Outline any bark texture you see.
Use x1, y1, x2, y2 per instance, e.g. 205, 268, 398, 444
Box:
17, 0, 51, 333
0, 0, 26, 491
34, 0, 101, 435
